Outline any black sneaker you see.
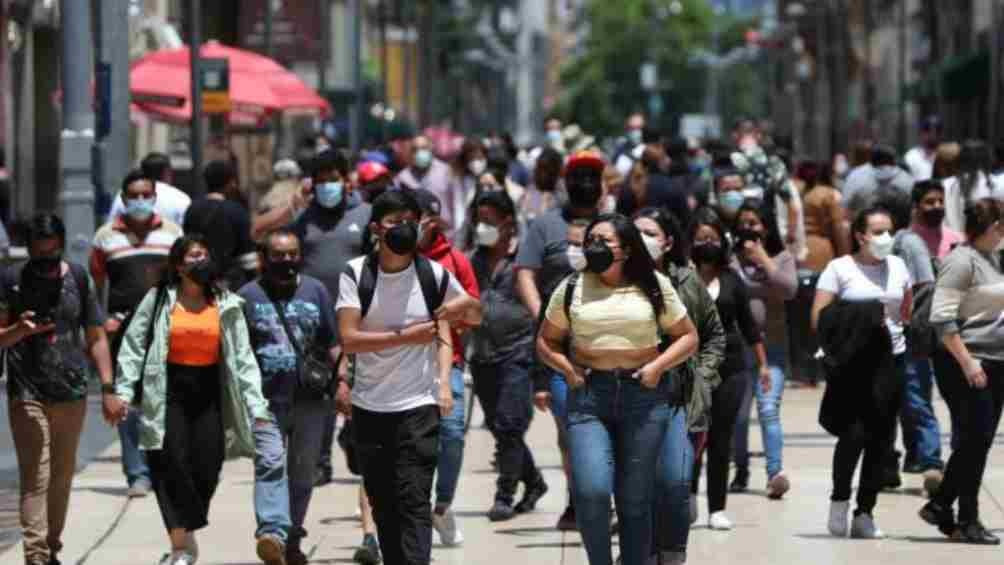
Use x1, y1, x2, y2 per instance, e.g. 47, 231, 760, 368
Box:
957, 521, 1000, 545
47, 557, 61, 565
729, 469, 749, 493
556, 504, 578, 531
488, 500, 516, 522
514, 477, 549, 514
919, 500, 957, 537
353, 534, 382, 564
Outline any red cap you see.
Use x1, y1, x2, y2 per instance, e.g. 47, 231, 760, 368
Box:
357, 161, 391, 184
563, 150, 606, 176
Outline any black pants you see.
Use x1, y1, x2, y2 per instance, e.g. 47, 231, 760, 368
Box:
932, 351, 1004, 523
353, 404, 439, 565
147, 363, 224, 532
786, 272, 821, 385
472, 354, 541, 504
692, 371, 745, 513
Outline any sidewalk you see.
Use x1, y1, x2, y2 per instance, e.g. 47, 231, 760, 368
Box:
3, 388, 1003, 565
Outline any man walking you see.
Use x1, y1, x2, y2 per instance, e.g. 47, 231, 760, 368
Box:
239, 228, 341, 565
109, 152, 191, 226
91, 170, 183, 498
337, 190, 480, 565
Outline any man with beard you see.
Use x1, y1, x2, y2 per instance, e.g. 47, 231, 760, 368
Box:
904, 116, 943, 181
515, 150, 605, 531
240, 229, 341, 565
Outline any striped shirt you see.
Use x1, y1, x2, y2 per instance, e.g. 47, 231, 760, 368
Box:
90, 215, 183, 315
930, 244, 1004, 362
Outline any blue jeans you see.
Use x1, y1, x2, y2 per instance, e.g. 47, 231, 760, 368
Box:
118, 409, 150, 487
567, 373, 669, 565
549, 369, 570, 452
901, 356, 943, 469
435, 366, 466, 507
254, 398, 329, 544
734, 346, 785, 479
653, 406, 692, 557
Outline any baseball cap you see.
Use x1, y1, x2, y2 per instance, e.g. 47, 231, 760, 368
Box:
273, 159, 302, 181
411, 188, 442, 218
920, 115, 943, 131
563, 150, 606, 176
357, 161, 391, 184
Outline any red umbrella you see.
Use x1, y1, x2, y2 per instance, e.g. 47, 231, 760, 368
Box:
130, 41, 331, 124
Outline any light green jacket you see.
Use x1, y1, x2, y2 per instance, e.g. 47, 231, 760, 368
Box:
114, 286, 271, 458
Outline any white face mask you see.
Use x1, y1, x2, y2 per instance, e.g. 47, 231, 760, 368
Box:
475, 223, 500, 247
868, 231, 895, 260
468, 159, 487, 177
642, 234, 664, 263
600, 194, 617, 214
566, 245, 587, 272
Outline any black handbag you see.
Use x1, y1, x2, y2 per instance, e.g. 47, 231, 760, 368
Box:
268, 292, 333, 398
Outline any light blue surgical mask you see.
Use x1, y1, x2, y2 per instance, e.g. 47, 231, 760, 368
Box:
718, 190, 745, 214
627, 129, 643, 145
315, 181, 344, 209
125, 198, 155, 221
546, 130, 562, 145
414, 149, 433, 170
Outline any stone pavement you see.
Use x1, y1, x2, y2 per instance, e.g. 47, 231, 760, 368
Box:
2, 387, 1003, 565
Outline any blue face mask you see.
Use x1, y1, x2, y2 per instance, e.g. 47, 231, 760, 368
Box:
718, 190, 745, 214
414, 149, 433, 170
315, 181, 344, 209
125, 198, 155, 221
546, 130, 562, 145
627, 129, 643, 145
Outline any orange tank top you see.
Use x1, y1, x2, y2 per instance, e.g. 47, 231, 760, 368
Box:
167, 303, 221, 366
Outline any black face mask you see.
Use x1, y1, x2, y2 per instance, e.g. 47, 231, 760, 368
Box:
265, 259, 300, 285
692, 242, 723, 265
185, 259, 217, 287
921, 208, 946, 228
385, 222, 419, 255
584, 241, 615, 274
29, 255, 62, 277
567, 176, 602, 209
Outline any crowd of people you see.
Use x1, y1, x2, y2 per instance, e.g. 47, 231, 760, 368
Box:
3, 110, 1004, 565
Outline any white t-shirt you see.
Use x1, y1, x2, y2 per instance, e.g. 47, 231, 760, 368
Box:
904, 147, 935, 181
111, 181, 192, 226
816, 255, 912, 354
337, 257, 468, 413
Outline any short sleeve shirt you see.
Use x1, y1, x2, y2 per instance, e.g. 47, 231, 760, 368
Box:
239, 275, 338, 405
817, 255, 912, 354
0, 263, 106, 402
337, 258, 468, 413
514, 208, 575, 298
545, 271, 687, 350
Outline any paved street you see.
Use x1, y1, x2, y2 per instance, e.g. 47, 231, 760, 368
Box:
2, 386, 1003, 565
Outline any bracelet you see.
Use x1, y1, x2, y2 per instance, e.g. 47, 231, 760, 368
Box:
100, 383, 116, 395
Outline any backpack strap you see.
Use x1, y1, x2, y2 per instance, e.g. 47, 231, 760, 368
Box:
344, 254, 380, 319
562, 271, 580, 327
415, 255, 449, 320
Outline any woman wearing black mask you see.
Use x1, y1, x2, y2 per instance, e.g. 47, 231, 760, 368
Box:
687, 207, 768, 531
537, 214, 698, 565
114, 234, 271, 565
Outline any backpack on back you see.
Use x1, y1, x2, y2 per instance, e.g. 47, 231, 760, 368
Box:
346, 253, 449, 321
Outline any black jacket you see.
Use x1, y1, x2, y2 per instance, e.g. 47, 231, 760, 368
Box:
816, 300, 901, 436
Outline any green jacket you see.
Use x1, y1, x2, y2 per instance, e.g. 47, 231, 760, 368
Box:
666, 263, 726, 432
115, 286, 271, 458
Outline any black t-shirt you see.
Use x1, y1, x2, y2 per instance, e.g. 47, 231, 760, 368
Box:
469, 247, 534, 364
617, 172, 691, 228
183, 196, 256, 290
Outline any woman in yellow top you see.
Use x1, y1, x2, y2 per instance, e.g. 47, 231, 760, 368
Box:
114, 234, 271, 565
537, 214, 698, 565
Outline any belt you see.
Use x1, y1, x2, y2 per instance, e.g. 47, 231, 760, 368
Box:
584, 367, 641, 381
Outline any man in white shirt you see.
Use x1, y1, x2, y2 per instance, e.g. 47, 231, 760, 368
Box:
109, 152, 191, 226
903, 116, 943, 181
336, 190, 481, 565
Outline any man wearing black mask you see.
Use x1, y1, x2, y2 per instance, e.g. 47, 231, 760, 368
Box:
337, 190, 480, 565
514, 150, 605, 530
290, 148, 371, 486
238, 228, 341, 565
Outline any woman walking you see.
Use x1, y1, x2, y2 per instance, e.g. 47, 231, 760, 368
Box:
537, 213, 698, 565
114, 235, 271, 565
920, 198, 1004, 545
812, 207, 912, 539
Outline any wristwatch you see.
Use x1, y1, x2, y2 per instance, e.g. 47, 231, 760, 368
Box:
100, 383, 116, 395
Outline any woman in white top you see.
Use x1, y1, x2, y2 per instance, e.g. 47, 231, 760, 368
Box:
812, 206, 912, 540
941, 140, 1004, 233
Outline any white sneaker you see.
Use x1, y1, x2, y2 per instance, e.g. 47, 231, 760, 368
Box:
708, 511, 734, 531
172, 552, 196, 565
688, 496, 698, 525
158, 553, 173, 565
850, 513, 885, 539
433, 508, 464, 546
828, 500, 850, 537
185, 532, 199, 564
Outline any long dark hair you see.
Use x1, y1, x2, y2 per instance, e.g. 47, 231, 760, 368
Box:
850, 206, 892, 254
585, 213, 665, 317
634, 206, 688, 268
689, 206, 731, 269
958, 139, 993, 201
735, 201, 785, 257
166, 234, 221, 302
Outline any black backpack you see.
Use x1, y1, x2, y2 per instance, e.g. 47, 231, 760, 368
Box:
345, 253, 450, 321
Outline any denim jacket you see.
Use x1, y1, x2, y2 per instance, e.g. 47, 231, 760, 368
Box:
114, 286, 271, 458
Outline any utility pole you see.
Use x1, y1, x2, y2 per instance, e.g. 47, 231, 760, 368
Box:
989, 1, 1001, 145
59, 0, 95, 266
189, 0, 205, 196
349, 0, 364, 152
95, 0, 131, 219
897, 0, 907, 152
